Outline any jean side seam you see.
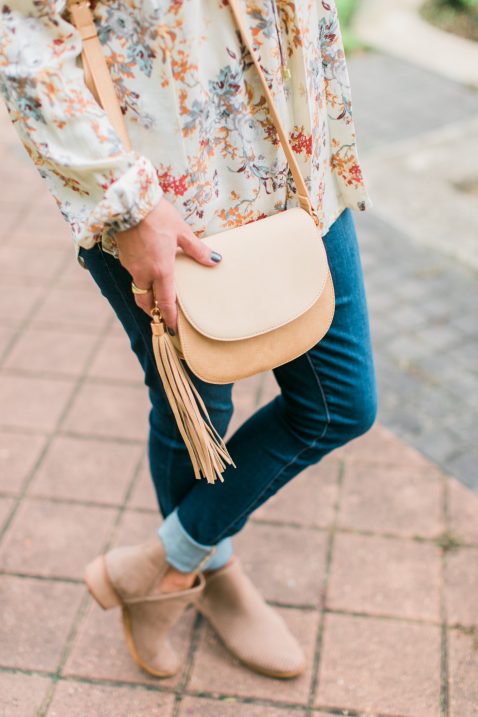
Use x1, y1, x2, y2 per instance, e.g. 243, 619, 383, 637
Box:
305, 351, 331, 440
211, 430, 323, 544
210, 353, 332, 544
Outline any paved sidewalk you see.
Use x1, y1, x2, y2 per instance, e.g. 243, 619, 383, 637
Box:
1, 357, 478, 716
353, 0, 478, 86
0, 60, 477, 717
348, 50, 478, 490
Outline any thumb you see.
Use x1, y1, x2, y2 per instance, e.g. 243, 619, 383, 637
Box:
177, 230, 222, 266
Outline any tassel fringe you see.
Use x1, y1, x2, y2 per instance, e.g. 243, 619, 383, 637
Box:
150, 309, 236, 484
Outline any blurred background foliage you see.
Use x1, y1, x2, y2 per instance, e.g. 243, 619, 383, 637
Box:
336, 0, 365, 52
421, 0, 478, 41
337, 0, 477, 46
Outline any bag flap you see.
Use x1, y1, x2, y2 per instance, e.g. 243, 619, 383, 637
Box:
174, 207, 329, 341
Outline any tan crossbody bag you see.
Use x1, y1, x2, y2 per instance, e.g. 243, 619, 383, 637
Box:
67, 0, 335, 485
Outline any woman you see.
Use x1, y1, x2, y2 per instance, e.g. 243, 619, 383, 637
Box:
0, 0, 377, 679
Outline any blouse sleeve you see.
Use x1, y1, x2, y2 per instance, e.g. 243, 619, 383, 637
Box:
0, 0, 163, 250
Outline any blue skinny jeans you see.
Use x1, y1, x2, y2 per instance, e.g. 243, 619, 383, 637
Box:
79, 207, 377, 572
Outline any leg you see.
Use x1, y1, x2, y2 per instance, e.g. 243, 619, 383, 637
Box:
79, 243, 235, 572
172, 206, 377, 545
80, 207, 374, 680
80, 243, 240, 677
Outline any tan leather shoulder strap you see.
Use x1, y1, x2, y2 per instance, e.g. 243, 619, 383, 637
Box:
226, 0, 314, 217
67, 0, 131, 150
67, 0, 316, 220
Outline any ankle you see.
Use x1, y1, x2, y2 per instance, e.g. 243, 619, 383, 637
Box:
159, 565, 197, 593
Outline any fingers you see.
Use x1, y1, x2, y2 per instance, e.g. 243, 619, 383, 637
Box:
177, 229, 222, 266
131, 277, 156, 316
133, 287, 155, 316
131, 276, 177, 333
152, 270, 178, 332
125, 221, 218, 331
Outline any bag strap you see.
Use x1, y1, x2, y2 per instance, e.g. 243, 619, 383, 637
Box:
226, 0, 316, 221
67, 0, 131, 149
66, 0, 317, 223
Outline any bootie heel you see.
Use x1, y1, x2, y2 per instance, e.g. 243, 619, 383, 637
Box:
84, 555, 122, 610
120, 577, 205, 677
83, 538, 205, 677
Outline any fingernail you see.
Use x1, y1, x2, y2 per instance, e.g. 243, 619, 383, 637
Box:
167, 326, 176, 336
210, 251, 222, 263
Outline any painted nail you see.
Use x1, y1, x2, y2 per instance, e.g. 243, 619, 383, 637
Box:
167, 326, 176, 336
210, 251, 222, 263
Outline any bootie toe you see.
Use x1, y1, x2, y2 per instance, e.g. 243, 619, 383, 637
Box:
198, 559, 305, 678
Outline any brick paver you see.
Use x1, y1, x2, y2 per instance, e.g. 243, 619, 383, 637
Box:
30, 436, 143, 506
0, 576, 83, 672
327, 532, 441, 621
0, 499, 117, 579
177, 698, 305, 717
113, 509, 163, 547
234, 522, 328, 606
1, 52, 477, 717
0, 673, 51, 717
126, 460, 160, 511
62, 381, 150, 441
0, 497, 14, 531
0, 281, 45, 324
4, 327, 99, 377
253, 456, 340, 529
338, 459, 445, 538
448, 627, 478, 717
447, 479, 478, 544
47, 682, 175, 717
88, 332, 144, 383
0, 432, 46, 495
0, 374, 74, 432
316, 613, 442, 716
445, 547, 478, 628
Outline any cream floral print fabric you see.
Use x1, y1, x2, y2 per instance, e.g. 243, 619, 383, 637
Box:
0, 0, 372, 256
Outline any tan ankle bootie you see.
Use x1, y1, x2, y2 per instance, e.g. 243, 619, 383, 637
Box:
197, 559, 305, 678
84, 538, 204, 678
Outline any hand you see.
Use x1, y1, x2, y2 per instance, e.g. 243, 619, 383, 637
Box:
114, 196, 222, 332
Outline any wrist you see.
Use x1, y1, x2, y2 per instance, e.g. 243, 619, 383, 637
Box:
115, 196, 165, 244
140, 196, 166, 229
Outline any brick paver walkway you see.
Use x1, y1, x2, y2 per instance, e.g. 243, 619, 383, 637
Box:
1, 71, 477, 716
348, 51, 478, 490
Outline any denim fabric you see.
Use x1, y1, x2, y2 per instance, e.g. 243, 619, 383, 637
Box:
79, 207, 377, 571
158, 508, 233, 572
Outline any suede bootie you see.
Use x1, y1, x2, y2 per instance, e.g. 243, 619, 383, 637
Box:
84, 538, 204, 677
197, 558, 305, 678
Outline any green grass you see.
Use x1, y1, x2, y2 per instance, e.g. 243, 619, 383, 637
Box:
336, 0, 367, 53
420, 0, 478, 41
337, 0, 359, 26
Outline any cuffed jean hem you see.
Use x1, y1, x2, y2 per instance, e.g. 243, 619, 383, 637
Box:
157, 508, 233, 573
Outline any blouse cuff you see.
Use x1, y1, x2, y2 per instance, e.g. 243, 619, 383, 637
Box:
74, 154, 163, 253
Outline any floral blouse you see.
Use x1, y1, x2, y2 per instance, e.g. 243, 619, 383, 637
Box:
0, 0, 372, 257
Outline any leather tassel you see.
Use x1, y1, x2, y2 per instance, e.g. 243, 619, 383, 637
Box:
150, 307, 236, 484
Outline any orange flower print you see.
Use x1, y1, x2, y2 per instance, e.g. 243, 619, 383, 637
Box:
0, 0, 371, 253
